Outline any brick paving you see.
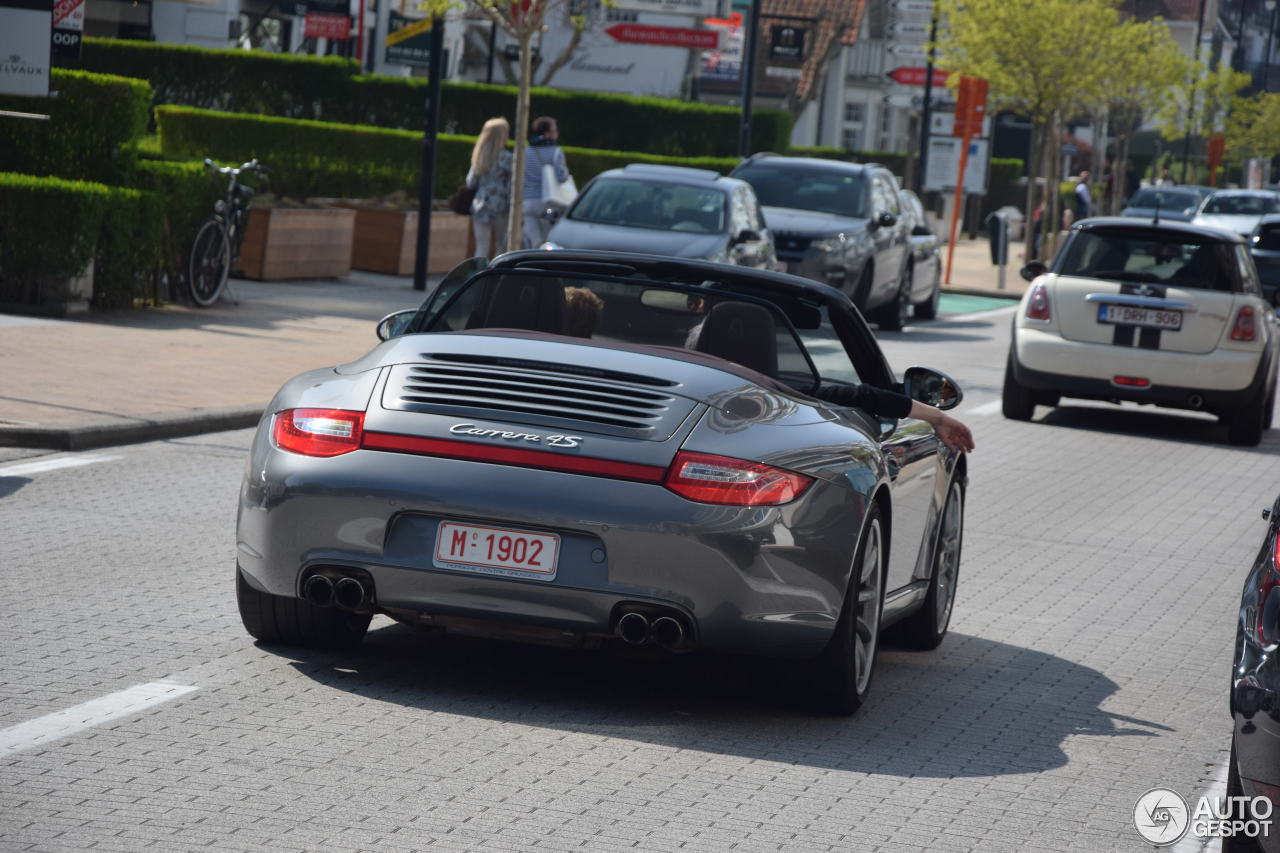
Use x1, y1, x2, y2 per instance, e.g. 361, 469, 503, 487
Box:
1, 305, 1273, 851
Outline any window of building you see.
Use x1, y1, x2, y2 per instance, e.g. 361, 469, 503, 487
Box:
842, 127, 861, 151
843, 102, 865, 124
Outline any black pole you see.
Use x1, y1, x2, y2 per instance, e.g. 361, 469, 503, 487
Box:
1265, 5, 1278, 90
486, 20, 496, 85
916, 10, 939, 193
738, 0, 762, 158
413, 16, 446, 292
1235, 0, 1250, 71
1182, 0, 1208, 183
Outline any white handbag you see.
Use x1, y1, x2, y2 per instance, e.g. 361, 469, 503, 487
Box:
536, 147, 577, 206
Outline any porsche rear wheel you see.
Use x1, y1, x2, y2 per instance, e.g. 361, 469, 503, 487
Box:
891, 479, 963, 650
809, 506, 884, 715
1002, 354, 1036, 421
236, 567, 371, 648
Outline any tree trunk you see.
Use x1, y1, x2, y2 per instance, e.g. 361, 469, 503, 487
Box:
506, 31, 534, 252
1044, 113, 1061, 260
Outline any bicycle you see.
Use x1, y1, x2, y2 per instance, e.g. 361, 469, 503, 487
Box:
187, 157, 270, 308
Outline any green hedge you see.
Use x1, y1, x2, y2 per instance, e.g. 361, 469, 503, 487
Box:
76, 37, 791, 158
0, 172, 163, 311
0, 69, 151, 182
131, 159, 223, 288
156, 106, 740, 200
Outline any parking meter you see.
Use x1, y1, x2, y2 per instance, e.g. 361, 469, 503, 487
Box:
985, 211, 1008, 266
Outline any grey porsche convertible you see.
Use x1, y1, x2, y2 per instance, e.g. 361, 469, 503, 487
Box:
235, 251, 967, 714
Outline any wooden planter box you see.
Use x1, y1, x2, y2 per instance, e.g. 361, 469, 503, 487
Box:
342, 207, 472, 276
237, 207, 356, 281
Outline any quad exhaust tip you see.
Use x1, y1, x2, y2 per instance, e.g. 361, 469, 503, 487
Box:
617, 612, 650, 645
303, 575, 334, 607
650, 616, 685, 650
333, 577, 367, 610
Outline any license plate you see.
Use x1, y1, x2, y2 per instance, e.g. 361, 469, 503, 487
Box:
433, 522, 560, 581
1097, 304, 1182, 330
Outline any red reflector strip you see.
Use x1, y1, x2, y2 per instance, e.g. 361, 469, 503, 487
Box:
1113, 376, 1150, 387
361, 431, 667, 484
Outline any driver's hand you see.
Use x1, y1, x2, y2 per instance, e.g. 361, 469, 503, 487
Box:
934, 413, 975, 454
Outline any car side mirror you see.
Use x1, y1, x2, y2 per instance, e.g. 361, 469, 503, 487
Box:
876, 211, 897, 229
731, 228, 762, 246
1021, 261, 1048, 281
902, 366, 963, 411
911, 224, 933, 237
376, 308, 417, 341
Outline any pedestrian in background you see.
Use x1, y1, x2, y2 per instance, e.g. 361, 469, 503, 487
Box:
466, 117, 513, 258
522, 116, 572, 249
1156, 167, 1176, 187
1074, 170, 1094, 221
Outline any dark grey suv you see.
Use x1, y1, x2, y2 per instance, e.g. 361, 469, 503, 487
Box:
731, 155, 915, 330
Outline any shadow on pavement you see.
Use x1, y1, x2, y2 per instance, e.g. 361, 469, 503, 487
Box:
1036, 403, 1280, 453
264, 627, 1169, 778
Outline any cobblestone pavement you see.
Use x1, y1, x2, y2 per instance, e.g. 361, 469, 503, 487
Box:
1, 308, 1275, 852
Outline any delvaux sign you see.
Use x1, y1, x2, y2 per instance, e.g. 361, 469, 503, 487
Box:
606, 23, 718, 49
1, 0, 52, 97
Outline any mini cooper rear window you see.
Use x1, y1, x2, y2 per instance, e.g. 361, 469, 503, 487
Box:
1058, 231, 1236, 292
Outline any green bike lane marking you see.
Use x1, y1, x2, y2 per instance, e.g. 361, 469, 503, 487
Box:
938, 293, 1018, 315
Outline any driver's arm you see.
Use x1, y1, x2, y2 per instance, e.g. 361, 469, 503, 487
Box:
814, 382, 975, 453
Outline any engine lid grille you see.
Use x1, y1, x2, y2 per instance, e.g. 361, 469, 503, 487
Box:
383, 357, 694, 439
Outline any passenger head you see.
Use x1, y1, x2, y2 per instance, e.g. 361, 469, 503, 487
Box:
531, 116, 559, 140
564, 287, 604, 338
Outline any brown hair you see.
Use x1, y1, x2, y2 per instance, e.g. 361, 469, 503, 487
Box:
564, 287, 603, 338
531, 116, 557, 137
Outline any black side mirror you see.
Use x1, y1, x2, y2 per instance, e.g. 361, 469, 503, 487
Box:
376, 308, 418, 341
1020, 261, 1048, 282
903, 366, 963, 411
911, 224, 933, 237
878, 211, 898, 229
543, 203, 567, 224
731, 228, 762, 246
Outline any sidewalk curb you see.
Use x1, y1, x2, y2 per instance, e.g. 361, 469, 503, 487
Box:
941, 287, 1022, 300
0, 404, 267, 451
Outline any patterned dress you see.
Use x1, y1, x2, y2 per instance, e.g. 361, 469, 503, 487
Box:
466, 150, 513, 224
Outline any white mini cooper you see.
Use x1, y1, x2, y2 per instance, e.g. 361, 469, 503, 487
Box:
1004, 218, 1279, 445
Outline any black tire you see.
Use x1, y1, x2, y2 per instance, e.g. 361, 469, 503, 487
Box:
913, 264, 942, 320
850, 265, 874, 316
1265, 378, 1276, 431
1223, 741, 1263, 853
1226, 394, 1266, 447
890, 479, 963, 650
1002, 354, 1036, 421
874, 267, 912, 331
236, 567, 371, 648
188, 217, 230, 308
807, 506, 885, 715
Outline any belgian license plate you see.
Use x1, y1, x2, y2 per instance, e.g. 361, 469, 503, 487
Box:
1098, 304, 1182, 331
433, 522, 560, 581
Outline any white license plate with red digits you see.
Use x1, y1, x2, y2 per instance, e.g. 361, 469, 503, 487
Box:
433, 522, 560, 581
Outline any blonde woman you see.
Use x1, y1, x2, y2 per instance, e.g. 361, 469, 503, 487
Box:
465, 117, 514, 258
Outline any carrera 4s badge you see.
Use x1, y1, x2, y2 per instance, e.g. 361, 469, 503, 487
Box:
449, 423, 583, 448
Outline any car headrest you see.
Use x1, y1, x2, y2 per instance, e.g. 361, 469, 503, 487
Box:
480, 278, 568, 334
694, 301, 778, 378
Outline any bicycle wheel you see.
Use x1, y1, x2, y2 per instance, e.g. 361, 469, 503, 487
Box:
188, 217, 231, 307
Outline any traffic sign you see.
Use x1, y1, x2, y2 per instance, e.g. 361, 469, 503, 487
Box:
887, 66, 948, 86
605, 23, 719, 49
886, 43, 926, 57
952, 75, 988, 136
887, 21, 929, 39
890, 0, 933, 13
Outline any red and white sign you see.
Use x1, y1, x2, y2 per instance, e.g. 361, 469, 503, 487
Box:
304, 13, 351, 40
886, 66, 949, 87
53, 0, 83, 29
606, 23, 718, 50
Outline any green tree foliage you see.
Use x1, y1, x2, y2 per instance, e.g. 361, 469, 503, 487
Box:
1154, 61, 1251, 144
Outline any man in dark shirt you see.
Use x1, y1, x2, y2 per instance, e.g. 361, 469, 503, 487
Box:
816, 383, 975, 454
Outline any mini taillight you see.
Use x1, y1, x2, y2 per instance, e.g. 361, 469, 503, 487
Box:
1231, 306, 1257, 341
1113, 376, 1150, 387
1025, 283, 1051, 321
663, 451, 812, 506
273, 408, 364, 457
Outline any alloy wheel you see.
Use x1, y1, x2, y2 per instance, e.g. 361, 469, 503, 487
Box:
854, 519, 883, 695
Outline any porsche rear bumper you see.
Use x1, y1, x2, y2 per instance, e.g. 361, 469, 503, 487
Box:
236, 445, 860, 659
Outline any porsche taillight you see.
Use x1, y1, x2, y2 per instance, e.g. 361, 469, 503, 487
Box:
663, 451, 812, 506
1260, 533, 1280, 647
273, 408, 364, 457
1231, 306, 1257, 341
1025, 283, 1051, 321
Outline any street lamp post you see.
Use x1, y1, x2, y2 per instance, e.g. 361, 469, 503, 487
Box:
1264, 0, 1278, 90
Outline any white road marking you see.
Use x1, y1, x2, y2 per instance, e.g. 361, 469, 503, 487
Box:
0, 453, 121, 477
0, 682, 198, 755
967, 400, 1003, 416
1170, 756, 1230, 853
